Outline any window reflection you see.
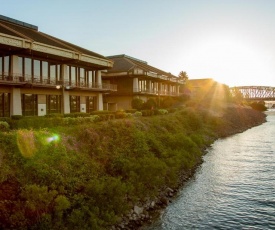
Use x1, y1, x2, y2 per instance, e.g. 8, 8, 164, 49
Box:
0, 93, 10, 117
22, 94, 37, 116
46, 95, 61, 114
70, 95, 80, 113
86, 96, 96, 113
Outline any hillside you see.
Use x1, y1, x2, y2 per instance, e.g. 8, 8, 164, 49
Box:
0, 105, 266, 229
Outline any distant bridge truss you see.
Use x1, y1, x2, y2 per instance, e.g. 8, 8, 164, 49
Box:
230, 86, 275, 101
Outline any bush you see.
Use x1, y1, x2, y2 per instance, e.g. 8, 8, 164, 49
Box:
141, 110, 155, 116
44, 113, 63, 118
115, 110, 127, 119
157, 109, 168, 115
143, 98, 157, 110
133, 111, 142, 117
131, 98, 144, 110
64, 112, 90, 118
0, 121, 9, 131
125, 109, 137, 114
11, 115, 23, 120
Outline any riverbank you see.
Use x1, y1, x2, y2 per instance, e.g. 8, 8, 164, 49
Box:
0, 105, 266, 230
119, 105, 267, 230
143, 111, 275, 230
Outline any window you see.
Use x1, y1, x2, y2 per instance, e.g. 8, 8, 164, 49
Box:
71, 66, 76, 85
86, 96, 96, 113
70, 95, 80, 113
0, 93, 10, 117
88, 71, 95, 87
22, 94, 37, 116
18, 57, 23, 76
42, 61, 48, 82
46, 95, 61, 114
4, 56, 9, 74
79, 68, 85, 86
24, 58, 32, 79
33, 60, 40, 80
138, 80, 147, 91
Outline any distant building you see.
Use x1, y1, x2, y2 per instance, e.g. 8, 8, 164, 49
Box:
0, 15, 116, 117
102, 54, 186, 110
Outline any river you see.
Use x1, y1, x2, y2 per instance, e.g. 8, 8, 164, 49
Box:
147, 111, 275, 230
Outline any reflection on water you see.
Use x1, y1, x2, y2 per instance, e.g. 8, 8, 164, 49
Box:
148, 113, 275, 230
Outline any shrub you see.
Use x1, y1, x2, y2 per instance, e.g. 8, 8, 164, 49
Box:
90, 110, 114, 115
44, 113, 63, 118
133, 111, 142, 117
0, 121, 9, 131
0, 117, 11, 123
157, 109, 168, 115
115, 110, 127, 119
143, 98, 157, 110
125, 109, 137, 114
131, 98, 144, 110
11, 115, 23, 120
141, 110, 154, 116
64, 112, 90, 118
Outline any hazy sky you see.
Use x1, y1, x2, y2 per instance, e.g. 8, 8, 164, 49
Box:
2, 0, 275, 87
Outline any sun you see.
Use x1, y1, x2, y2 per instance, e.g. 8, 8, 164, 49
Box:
185, 34, 271, 87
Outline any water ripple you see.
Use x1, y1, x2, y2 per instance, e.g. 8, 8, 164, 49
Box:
148, 114, 275, 230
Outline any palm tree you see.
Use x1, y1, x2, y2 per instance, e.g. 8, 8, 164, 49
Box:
178, 71, 188, 82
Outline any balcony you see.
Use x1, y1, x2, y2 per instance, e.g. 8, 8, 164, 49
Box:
0, 72, 117, 92
133, 88, 180, 96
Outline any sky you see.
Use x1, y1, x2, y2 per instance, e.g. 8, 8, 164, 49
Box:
2, 0, 275, 87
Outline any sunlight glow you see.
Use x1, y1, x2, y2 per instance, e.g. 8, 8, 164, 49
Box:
184, 34, 273, 87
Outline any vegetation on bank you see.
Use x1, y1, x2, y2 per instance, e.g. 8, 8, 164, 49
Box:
0, 101, 267, 229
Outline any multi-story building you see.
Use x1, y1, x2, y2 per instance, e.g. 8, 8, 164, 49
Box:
102, 54, 185, 110
0, 15, 116, 117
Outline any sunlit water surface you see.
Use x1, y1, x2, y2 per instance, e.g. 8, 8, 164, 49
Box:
147, 111, 275, 230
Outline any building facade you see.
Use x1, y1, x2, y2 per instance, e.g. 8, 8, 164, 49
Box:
0, 15, 116, 117
102, 55, 185, 110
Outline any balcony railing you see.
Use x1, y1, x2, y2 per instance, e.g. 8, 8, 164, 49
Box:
133, 88, 180, 96
0, 72, 117, 91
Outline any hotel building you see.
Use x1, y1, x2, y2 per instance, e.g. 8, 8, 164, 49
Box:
0, 15, 116, 117
102, 54, 185, 110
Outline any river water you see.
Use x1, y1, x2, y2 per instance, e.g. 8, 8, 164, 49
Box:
147, 111, 275, 230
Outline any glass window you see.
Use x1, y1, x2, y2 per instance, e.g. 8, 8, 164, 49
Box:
18, 57, 23, 76
0, 93, 10, 117
64, 65, 69, 82
42, 62, 48, 78
50, 65, 56, 81
24, 58, 32, 79
71, 66, 76, 83
46, 95, 61, 114
4, 56, 9, 74
86, 96, 95, 113
33, 60, 40, 79
70, 95, 80, 113
22, 94, 37, 116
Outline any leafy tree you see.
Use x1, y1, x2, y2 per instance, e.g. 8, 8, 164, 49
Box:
250, 101, 267, 111
143, 98, 157, 110
131, 98, 144, 110
178, 71, 188, 82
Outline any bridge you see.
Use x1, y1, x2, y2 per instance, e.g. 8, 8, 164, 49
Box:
230, 86, 275, 101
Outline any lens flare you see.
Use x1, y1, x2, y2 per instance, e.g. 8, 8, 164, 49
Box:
47, 134, 60, 143
17, 130, 37, 158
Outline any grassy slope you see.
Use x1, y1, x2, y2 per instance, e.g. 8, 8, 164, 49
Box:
0, 106, 266, 230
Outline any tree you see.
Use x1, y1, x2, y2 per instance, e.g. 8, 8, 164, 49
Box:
178, 71, 188, 82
